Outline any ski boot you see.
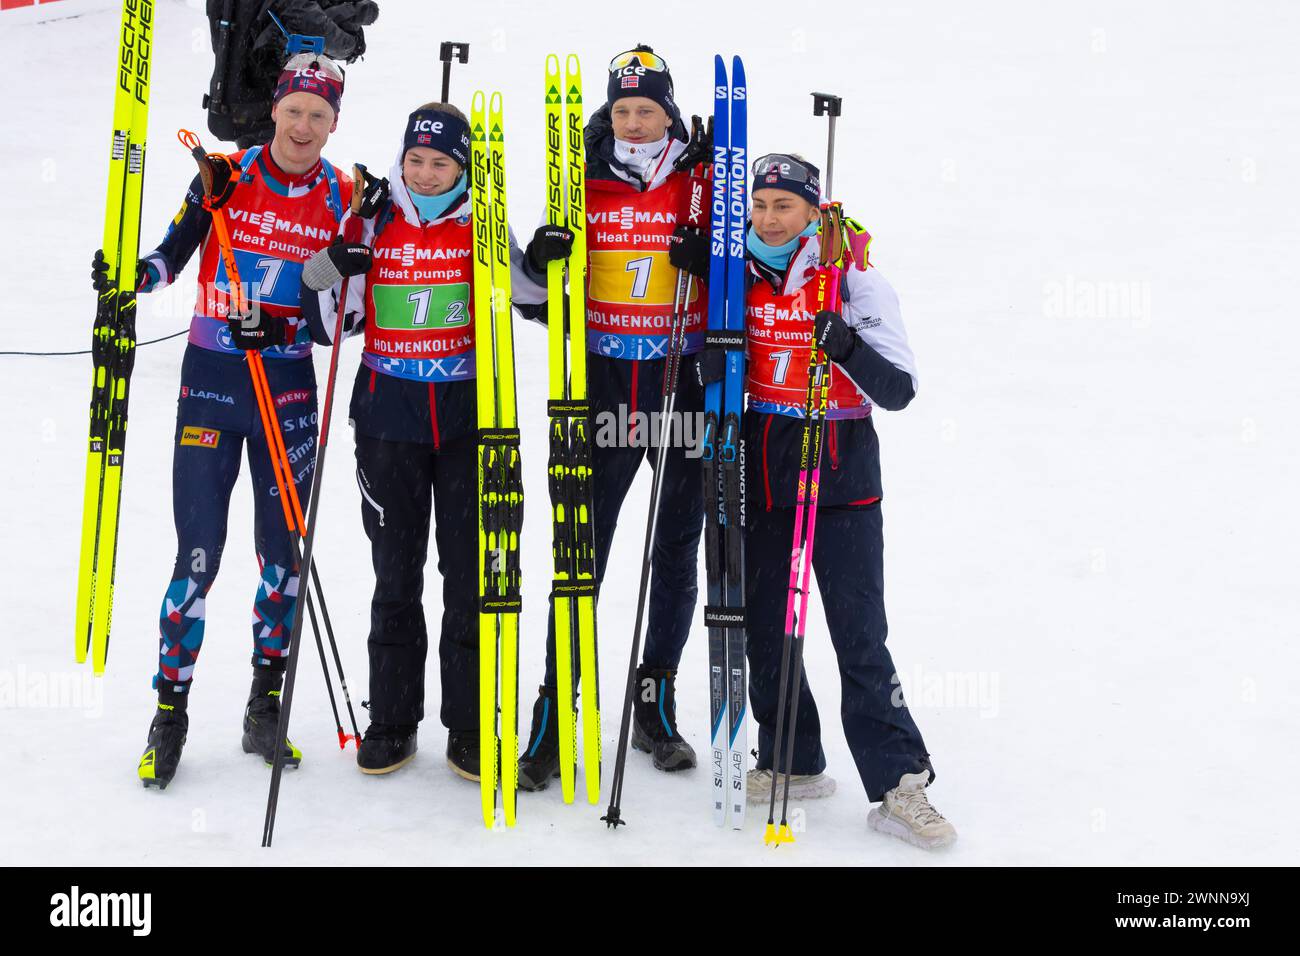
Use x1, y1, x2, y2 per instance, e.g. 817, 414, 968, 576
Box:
518, 685, 560, 791
139, 689, 188, 790
241, 665, 302, 768
357, 723, 418, 775
631, 663, 697, 771
447, 730, 480, 781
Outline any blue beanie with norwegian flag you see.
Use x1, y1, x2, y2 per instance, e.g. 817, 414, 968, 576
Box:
402, 108, 472, 168
606, 46, 680, 124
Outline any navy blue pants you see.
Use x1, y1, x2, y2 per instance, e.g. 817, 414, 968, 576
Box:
745, 501, 934, 801
354, 432, 479, 730
155, 345, 317, 691
541, 355, 706, 687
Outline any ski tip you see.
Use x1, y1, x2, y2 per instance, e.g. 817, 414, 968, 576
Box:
546, 52, 560, 72
763, 823, 795, 847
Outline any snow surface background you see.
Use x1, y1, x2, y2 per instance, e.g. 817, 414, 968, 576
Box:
1, 0, 1297, 866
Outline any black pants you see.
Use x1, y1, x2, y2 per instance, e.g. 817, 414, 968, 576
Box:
745, 501, 934, 802
354, 432, 478, 730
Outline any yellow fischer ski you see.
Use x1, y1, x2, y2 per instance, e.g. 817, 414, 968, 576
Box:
545, 54, 601, 806
76, 0, 154, 674
472, 90, 524, 829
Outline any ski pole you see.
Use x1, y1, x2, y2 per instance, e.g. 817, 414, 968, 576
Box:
764, 204, 851, 846
811, 93, 842, 201
602, 269, 690, 830
768, 104, 846, 841
603, 166, 709, 829
244, 334, 362, 758
262, 171, 369, 846
440, 42, 470, 104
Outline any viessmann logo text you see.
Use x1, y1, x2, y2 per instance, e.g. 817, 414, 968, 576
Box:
588, 208, 677, 231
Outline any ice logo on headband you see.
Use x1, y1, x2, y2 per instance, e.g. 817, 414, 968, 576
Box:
755, 157, 793, 177
413, 118, 445, 134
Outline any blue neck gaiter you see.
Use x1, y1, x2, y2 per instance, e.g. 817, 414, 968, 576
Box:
408, 172, 467, 223
747, 220, 819, 272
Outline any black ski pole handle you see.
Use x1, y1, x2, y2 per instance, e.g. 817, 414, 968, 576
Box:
440, 42, 471, 103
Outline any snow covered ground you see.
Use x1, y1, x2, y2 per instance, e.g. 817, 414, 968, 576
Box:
1, 0, 1297, 866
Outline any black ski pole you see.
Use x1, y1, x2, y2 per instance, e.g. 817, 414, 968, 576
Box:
811, 93, 842, 201
602, 163, 707, 828
602, 272, 690, 829
440, 42, 470, 104
262, 169, 368, 847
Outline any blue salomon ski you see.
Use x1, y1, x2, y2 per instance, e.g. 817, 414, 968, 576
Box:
702, 54, 748, 829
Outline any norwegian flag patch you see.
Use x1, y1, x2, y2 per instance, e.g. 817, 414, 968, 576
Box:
418, 133, 432, 144
621, 76, 640, 88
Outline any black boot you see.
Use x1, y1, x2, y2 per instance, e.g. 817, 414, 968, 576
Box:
518, 686, 560, 792
632, 663, 697, 772
241, 665, 302, 768
357, 723, 418, 775
447, 730, 480, 781
139, 689, 188, 790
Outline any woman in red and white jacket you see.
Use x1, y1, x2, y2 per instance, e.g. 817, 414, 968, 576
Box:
732, 151, 956, 850
300, 102, 545, 781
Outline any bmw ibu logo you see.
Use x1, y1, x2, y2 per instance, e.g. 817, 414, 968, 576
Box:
216, 326, 234, 350
598, 335, 624, 357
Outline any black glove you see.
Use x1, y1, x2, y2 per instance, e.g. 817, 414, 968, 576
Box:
326, 242, 373, 277
352, 1, 380, 26
352, 163, 390, 219
813, 309, 855, 363
695, 347, 725, 388
302, 239, 373, 291
673, 114, 713, 172
194, 152, 237, 208
91, 249, 149, 294
326, 1, 380, 27
526, 224, 575, 271
668, 226, 710, 279
226, 308, 289, 351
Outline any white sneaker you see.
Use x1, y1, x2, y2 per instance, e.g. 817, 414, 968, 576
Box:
867, 771, 957, 849
746, 768, 837, 804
